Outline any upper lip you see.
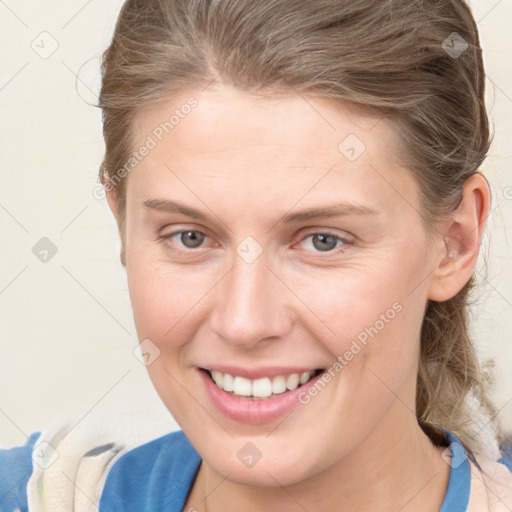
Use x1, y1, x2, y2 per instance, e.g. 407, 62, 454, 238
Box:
200, 365, 323, 380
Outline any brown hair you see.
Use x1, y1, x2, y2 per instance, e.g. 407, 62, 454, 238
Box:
98, 0, 500, 455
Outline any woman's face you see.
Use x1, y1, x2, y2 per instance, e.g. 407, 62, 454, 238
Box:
119, 84, 444, 486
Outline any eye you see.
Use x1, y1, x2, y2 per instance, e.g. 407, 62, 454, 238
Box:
158, 229, 209, 251
299, 231, 351, 253
157, 228, 352, 255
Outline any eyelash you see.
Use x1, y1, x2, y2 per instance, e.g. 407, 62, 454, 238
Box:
156, 229, 353, 256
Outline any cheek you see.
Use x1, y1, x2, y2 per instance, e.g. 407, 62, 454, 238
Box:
296, 260, 426, 383
125, 253, 208, 420
126, 241, 178, 334
127, 262, 204, 342
297, 269, 405, 342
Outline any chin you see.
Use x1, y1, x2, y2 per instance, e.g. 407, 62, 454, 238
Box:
198, 435, 330, 488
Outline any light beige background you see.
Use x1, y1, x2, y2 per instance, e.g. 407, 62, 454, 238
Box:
1, 0, 511, 448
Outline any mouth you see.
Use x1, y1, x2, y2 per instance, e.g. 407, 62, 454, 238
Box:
201, 368, 325, 400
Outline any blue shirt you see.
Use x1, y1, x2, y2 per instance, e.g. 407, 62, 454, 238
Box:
1, 429, 510, 511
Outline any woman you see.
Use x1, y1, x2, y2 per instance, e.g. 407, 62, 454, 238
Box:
1, 0, 511, 510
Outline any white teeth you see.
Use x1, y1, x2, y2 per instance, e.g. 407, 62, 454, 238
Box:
209, 370, 317, 398
223, 373, 234, 392
299, 371, 310, 385
211, 370, 223, 387
233, 376, 252, 396
252, 377, 272, 398
286, 373, 300, 391
272, 376, 287, 394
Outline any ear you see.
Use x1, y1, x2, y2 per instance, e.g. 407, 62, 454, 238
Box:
427, 173, 490, 302
104, 185, 127, 268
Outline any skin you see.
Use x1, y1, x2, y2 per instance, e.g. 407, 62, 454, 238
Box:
106, 83, 490, 512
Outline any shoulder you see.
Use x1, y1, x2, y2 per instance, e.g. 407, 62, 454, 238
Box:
467, 442, 512, 512
0, 431, 41, 512
0, 422, 192, 512
437, 429, 512, 512
99, 430, 201, 512
498, 437, 512, 472
1, 421, 129, 512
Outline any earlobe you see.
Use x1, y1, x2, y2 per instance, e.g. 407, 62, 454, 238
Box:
427, 173, 490, 302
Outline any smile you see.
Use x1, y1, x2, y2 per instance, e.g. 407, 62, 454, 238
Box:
198, 366, 327, 423
208, 369, 323, 399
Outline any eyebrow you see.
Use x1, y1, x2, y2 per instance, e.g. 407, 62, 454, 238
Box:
143, 198, 379, 223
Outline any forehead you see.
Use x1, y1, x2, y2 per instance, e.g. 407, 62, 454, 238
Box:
127, 84, 418, 219
133, 84, 397, 159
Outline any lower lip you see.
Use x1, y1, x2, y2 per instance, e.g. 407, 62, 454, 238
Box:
199, 369, 324, 425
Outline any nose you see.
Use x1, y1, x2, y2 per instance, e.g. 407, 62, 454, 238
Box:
209, 250, 294, 350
